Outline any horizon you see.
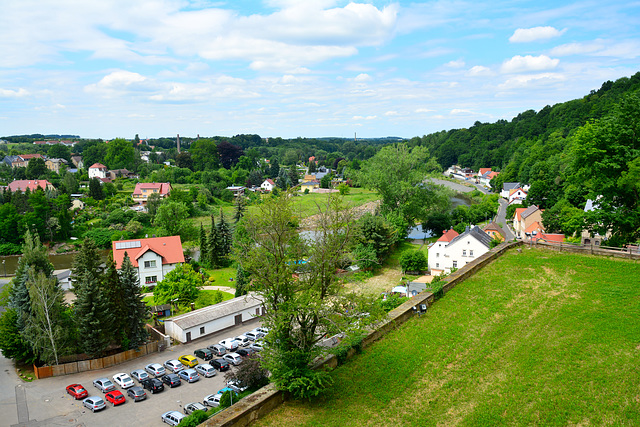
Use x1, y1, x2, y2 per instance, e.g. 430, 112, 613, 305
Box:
1, 0, 639, 139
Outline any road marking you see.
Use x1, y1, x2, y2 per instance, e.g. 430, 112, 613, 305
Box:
15, 384, 28, 423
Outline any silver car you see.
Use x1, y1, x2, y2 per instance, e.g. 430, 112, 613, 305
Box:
161, 410, 186, 426
93, 377, 116, 393
164, 359, 183, 373
178, 368, 200, 383
184, 402, 207, 415
83, 396, 106, 412
195, 363, 217, 378
145, 363, 166, 377
130, 369, 150, 383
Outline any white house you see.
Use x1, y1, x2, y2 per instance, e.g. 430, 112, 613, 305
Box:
164, 294, 264, 343
112, 236, 185, 286
508, 187, 528, 205
88, 163, 108, 179
428, 226, 492, 274
260, 179, 276, 192
427, 228, 459, 276
500, 182, 520, 198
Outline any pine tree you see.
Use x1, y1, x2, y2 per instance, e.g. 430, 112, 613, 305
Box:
103, 255, 126, 344
235, 264, 248, 298
233, 197, 246, 224
119, 253, 148, 349
217, 209, 232, 266
72, 239, 113, 357
209, 215, 221, 268
199, 224, 209, 266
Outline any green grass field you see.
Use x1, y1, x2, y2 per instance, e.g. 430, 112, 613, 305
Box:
144, 289, 234, 314
258, 248, 640, 426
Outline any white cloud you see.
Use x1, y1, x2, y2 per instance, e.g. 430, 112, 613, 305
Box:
498, 73, 566, 90
450, 109, 474, 115
415, 108, 434, 113
466, 65, 492, 76
0, 88, 29, 98
353, 73, 372, 82
551, 40, 640, 59
501, 55, 559, 73
385, 110, 399, 116
445, 59, 466, 68
509, 26, 566, 43
352, 115, 376, 120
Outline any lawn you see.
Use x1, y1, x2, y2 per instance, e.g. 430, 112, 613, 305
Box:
257, 248, 640, 426
144, 289, 234, 314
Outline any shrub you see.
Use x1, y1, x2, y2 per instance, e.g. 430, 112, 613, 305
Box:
82, 228, 113, 248
0, 243, 22, 255
399, 250, 427, 272
378, 294, 409, 312
180, 410, 209, 427
224, 353, 269, 390
219, 390, 238, 408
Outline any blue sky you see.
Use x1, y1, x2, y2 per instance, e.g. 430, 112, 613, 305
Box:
0, 0, 639, 139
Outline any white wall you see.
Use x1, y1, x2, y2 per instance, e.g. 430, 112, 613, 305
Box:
137, 251, 164, 286
88, 168, 105, 179
428, 237, 490, 274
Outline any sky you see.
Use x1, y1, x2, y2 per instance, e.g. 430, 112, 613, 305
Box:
0, 0, 639, 140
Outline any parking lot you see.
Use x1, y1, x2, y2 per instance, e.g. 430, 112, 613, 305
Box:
3, 319, 260, 427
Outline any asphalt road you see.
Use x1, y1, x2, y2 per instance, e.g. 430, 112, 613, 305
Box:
1, 320, 260, 427
496, 198, 516, 240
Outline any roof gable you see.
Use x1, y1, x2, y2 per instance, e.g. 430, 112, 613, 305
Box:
112, 236, 185, 269
447, 226, 492, 249
89, 163, 107, 170
515, 208, 527, 221
437, 228, 459, 242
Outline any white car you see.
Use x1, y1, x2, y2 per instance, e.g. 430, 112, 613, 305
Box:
185, 402, 207, 415
227, 378, 249, 392
219, 338, 239, 351
234, 335, 250, 347
195, 363, 217, 378
112, 373, 134, 389
203, 393, 222, 407
145, 363, 166, 377
249, 341, 264, 352
223, 352, 243, 366
164, 359, 184, 373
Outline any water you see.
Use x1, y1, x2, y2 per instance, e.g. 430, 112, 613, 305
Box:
0, 250, 110, 276
407, 195, 471, 240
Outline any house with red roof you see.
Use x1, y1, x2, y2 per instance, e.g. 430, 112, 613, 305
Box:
260, 179, 276, 192
88, 163, 108, 179
428, 226, 492, 275
427, 228, 459, 275
483, 222, 506, 242
7, 179, 55, 193
11, 153, 45, 168
513, 205, 543, 239
508, 187, 528, 205
112, 236, 185, 286
132, 182, 172, 203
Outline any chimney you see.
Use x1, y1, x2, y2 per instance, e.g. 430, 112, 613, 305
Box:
177, 134, 181, 153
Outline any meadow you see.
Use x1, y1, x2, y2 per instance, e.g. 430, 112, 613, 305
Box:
258, 248, 640, 426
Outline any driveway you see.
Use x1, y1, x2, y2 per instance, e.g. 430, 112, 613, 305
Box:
2, 320, 260, 427
496, 198, 515, 240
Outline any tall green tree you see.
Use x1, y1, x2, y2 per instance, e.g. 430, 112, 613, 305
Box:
119, 253, 148, 349
234, 264, 248, 298
26, 157, 47, 179
153, 263, 203, 306
233, 197, 246, 224
105, 137, 137, 170
154, 201, 189, 237
190, 139, 220, 171
217, 209, 232, 266
89, 178, 104, 200
208, 215, 221, 268
72, 239, 112, 357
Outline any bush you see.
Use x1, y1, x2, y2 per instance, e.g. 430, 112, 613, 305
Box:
399, 250, 427, 272
180, 410, 209, 427
82, 228, 113, 248
378, 294, 409, 312
0, 243, 22, 255
219, 390, 238, 408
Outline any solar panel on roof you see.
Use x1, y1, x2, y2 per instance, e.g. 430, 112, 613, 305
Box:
115, 241, 141, 250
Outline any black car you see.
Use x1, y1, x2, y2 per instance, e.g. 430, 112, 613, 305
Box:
210, 358, 231, 372
140, 377, 164, 394
127, 386, 147, 402
161, 373, 182, 388
194, 348, 214, 361
236, 348, 255, 357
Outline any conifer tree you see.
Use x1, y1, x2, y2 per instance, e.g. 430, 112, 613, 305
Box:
235, 264, 248, 298
199, 224, 209, 266
119, 253, 148, 349
209, 215, 221, 267
233, 197, 246, 224
217, 209, 232, 266
103, 255, 126, 343
72, 238, 113, 357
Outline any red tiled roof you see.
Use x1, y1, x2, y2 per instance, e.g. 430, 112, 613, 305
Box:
18, 153, 44, 160
89, 163, 107, 170
112, 236, 185, 269
525, 221, 544, 233
478, 168, 491, 176
7, 179, 52, 192
437, 228, 459, 242
132, 182, 172, 196
514, 208, 527, 221
487, 171, 499, 179
538, 233, 564, 243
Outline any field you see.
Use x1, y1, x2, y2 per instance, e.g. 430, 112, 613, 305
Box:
258, 248, 640, 426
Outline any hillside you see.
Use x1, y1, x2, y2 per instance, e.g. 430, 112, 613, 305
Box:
257, 248, 640, 426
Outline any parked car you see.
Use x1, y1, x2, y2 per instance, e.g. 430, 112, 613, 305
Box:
234, 335, 250, 347
202, 393, 222, 407
105, 390, 126, 406
127, 386, 147, 402
245, 331, 263, 341
207, 344, 226, 356
219, 338, 239, 351
249, 341, 264, 352
161, 373, 182, 388
184, 402, 207, 415
130, 369, 150, 383
145, 363, 166, 377
161, 410, 186, 426
223, 352, 243, 366
112, 373, 134, 389
140, 377, 164, 394
236, 348, 255, 358
93, 378, 116, 393
210, 358, 231, 372
195, 363, 217, 378
255, 327, 269, 334
178, 368, 200, 383
194, 348, 213, 361
83, 396, 106, 412
164, 359, 184, 373
227, 379, 249, 393
178, 354, 199, 368
217, 386, 237, 395
66, 384, 88, 400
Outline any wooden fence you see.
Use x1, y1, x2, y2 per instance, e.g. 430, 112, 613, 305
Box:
33, 341, 159, 379
532, 240, 640, 260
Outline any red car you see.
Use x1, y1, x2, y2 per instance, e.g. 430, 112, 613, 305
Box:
105, 390, 126, 406
66, 384, 88, 400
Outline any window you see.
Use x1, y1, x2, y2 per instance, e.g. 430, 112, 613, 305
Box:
462, 250, 467, 256
435, 263, 439, 268
200, 327, 205, 335
144, 260, 157, 268
436, 253, 440, 257
470, 250, 474, 257
145, 276, 157, 284
453, 261, 458, 268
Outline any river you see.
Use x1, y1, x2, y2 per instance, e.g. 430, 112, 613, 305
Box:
0, 250, 111, 277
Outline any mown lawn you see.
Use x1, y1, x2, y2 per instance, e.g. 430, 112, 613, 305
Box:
258, 248, 640, 426
144, 289, 234, 314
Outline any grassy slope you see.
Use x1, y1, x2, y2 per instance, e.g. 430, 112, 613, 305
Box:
259, 248, 640, 426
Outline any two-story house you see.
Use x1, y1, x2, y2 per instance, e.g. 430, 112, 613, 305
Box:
132, 182, 172, 203
513, 205, 543, 239
112, 236, 185, 287
427, 228, 459, 276
508, 187, 528, 205
428, 226, 492, 275
260, 179, 276, 192
88, 163, 108, 179
7, 179, 55, 193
